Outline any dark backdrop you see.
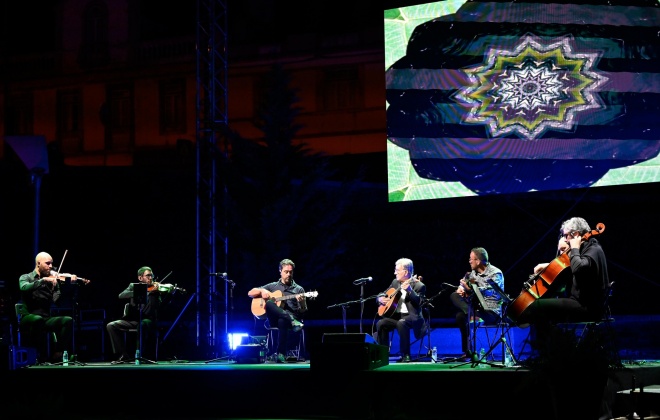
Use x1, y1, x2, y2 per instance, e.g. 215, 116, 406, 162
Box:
1, 153, 657, 331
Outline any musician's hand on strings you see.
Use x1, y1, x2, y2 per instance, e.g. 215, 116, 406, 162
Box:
534, 263, 549, 274
457, 279, 469, 297
261, 289, 271, 299
568, 233, 582, 249
401, 279, 412, 292
42, 276, 58, 287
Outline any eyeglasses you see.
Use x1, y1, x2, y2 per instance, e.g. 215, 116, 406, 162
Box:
563, 231, 578, 239
144, 274, 154, 278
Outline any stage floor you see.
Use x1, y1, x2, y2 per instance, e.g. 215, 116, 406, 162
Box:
5, 355, 660, 420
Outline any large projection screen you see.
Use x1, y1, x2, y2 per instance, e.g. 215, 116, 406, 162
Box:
385, 0, 660, 202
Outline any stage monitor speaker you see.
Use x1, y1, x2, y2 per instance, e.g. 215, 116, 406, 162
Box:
311, 333, 388, 371
3, 345, 37, 370
234, 344, 266, 364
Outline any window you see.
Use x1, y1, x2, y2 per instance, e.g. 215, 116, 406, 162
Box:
57, 90, 83, 154
159, 79, 187, 134
320, 67, 361, 111
104, 84, 134, 152
5, 93, 34, 135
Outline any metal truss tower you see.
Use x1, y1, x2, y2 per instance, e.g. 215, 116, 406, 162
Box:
195, 0, 228, 358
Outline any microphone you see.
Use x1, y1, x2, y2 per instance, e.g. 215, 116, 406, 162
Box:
209, 272, 227, 277
353, 276, 373, 285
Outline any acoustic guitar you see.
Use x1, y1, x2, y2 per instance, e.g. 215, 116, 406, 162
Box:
377, 275, 422, 318
251, 290, 319, 319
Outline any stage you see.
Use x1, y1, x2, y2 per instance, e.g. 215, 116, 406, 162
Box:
4, 314, 660, 420
4, 352, 660, 420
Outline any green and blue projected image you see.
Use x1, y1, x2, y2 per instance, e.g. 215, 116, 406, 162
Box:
385, 0, 660, 202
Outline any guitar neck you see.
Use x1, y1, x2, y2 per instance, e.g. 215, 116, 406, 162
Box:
275, 293, 302, 302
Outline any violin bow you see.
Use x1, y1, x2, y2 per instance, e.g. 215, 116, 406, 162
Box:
56, 249, 69, 277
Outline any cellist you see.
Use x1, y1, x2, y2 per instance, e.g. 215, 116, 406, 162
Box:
524, 217, 610, 350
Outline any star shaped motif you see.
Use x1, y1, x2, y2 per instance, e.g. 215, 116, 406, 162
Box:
454, 34, 609, 140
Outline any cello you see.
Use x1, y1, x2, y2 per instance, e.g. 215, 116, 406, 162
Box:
507, 223, 605, 324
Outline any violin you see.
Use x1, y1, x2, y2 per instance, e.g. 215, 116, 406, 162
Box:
47, 250, 91, 285
147, 282, 186, 294
47, 271, 91, 285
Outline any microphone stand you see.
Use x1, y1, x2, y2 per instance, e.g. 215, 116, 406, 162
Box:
206, 275, 236, 363
353, 278, 371, 333
359, 283, 365, 333
327, 296, 378, 334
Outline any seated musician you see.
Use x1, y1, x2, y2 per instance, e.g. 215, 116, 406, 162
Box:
18, 251, 74, 363
449, 247, 504, 361
522, 217, 610, 351
106, 266, 173, 363
375, 257, 426, 363
248, 258, 306, 363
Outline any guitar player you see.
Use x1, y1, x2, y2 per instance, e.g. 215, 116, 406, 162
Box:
449, 247, 505, 362
247, 258, 307, 363
375, 257, 427, 363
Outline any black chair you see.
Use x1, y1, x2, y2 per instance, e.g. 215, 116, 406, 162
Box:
122, 302, 160, 362
410, 307, 432, 360
262, 317, 305, 361
14, 302, 57, 363
386, 307, 432, 360
556, 281, 620, 366
473, 314, 517, 365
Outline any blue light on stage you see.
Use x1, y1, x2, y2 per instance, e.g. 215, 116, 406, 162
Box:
227, 333, 248, 350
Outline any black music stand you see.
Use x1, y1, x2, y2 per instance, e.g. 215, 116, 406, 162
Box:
412, 289, 447, 363
50, 276, 86, 366
451, 282, 516, 368
124, 283, 156, 365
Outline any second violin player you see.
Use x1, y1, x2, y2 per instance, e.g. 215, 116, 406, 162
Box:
106, 266, 174, 364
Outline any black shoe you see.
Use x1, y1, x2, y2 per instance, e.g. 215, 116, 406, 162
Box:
276, 353, 286, 363
397, 354, 411, 363
291, 319, 304, 333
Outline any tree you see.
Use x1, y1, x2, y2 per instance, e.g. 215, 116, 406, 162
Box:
222, 64, 364, 305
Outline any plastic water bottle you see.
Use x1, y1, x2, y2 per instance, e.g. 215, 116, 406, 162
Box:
478, 348, 486, 368
504, 351, 513, 367
62, 350, 69, 366
431, 346, 437, 362
135, 349, 140, 365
